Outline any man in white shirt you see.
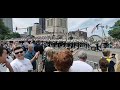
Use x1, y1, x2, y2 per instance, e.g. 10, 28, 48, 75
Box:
10, 46, 39, 72
0, 46, 14, 72
69, 50, 93, 72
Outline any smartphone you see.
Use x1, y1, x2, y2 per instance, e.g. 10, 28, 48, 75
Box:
112, 53, 116, 58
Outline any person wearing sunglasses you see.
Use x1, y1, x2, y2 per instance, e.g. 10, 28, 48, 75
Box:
10, 46, 39, 72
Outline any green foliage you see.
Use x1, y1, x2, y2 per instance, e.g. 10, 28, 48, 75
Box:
114, 20, 120, 27
11, 32, 21, 38
0, 19, 20, 40
0, 19, 10, 40
108, 20, 120, 39
5, 32, 21, 39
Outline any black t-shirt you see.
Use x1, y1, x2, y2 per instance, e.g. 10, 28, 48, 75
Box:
45, 61, 56, 72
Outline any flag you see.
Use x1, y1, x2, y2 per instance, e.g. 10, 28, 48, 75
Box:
91, 26, 97, 33
96, 24, 101, 30
91, 24, 101, 33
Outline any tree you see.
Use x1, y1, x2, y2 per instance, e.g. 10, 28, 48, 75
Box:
5, 32, 21, 39
12, 32, 21, 38
0, 19, 10, 40
0, 19, 21, 40
108, 20, 120, 39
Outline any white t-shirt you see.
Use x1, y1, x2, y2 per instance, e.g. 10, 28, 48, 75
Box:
0, 64, 7, 72
10, 58, 33, 72
69, 60, 93, 72
6, 56, 13, 63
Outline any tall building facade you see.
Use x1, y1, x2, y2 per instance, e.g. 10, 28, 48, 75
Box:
27, 26, 32, 35
45, 18, 68, 38
1, 18, 13, 32
39, 18, 45, 33
31, 23, 41, 36
68, 30, 87, 40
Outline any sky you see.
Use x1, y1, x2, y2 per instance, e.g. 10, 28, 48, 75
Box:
13, 18, 120, 37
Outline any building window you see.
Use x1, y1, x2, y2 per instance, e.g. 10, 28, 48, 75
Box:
49, 20, 50, 26
60, 19, 62, 27
62, 20, 64, 27
61, 19, 67, 28
61, 20, 66, 28
51, 19, 53, 26
63, 30, 64, 33
49, 19, 51, 26
64, 20, 67, 28
47, 20, 49, 27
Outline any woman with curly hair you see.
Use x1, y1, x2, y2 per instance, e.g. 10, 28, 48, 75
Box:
53, 49, 73, 72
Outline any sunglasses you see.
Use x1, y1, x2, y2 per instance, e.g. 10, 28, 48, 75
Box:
15, 51, 23, 54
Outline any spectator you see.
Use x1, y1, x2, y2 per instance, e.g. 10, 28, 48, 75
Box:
114, 54, 120, 72
99, 57, 109, 72
69, 50, 93, 72
44, 47, 56, 72
34, 45, 44, 72
10, 46, 39, 72
24, 44, 36, 71
0, 46, 13, 72
53, 49, 73, 72
102, 49, 111, 63
102, 49, 115, 72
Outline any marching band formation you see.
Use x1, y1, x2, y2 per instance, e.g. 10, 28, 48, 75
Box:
1, 37, 111, 51
2, 39, 90, 50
